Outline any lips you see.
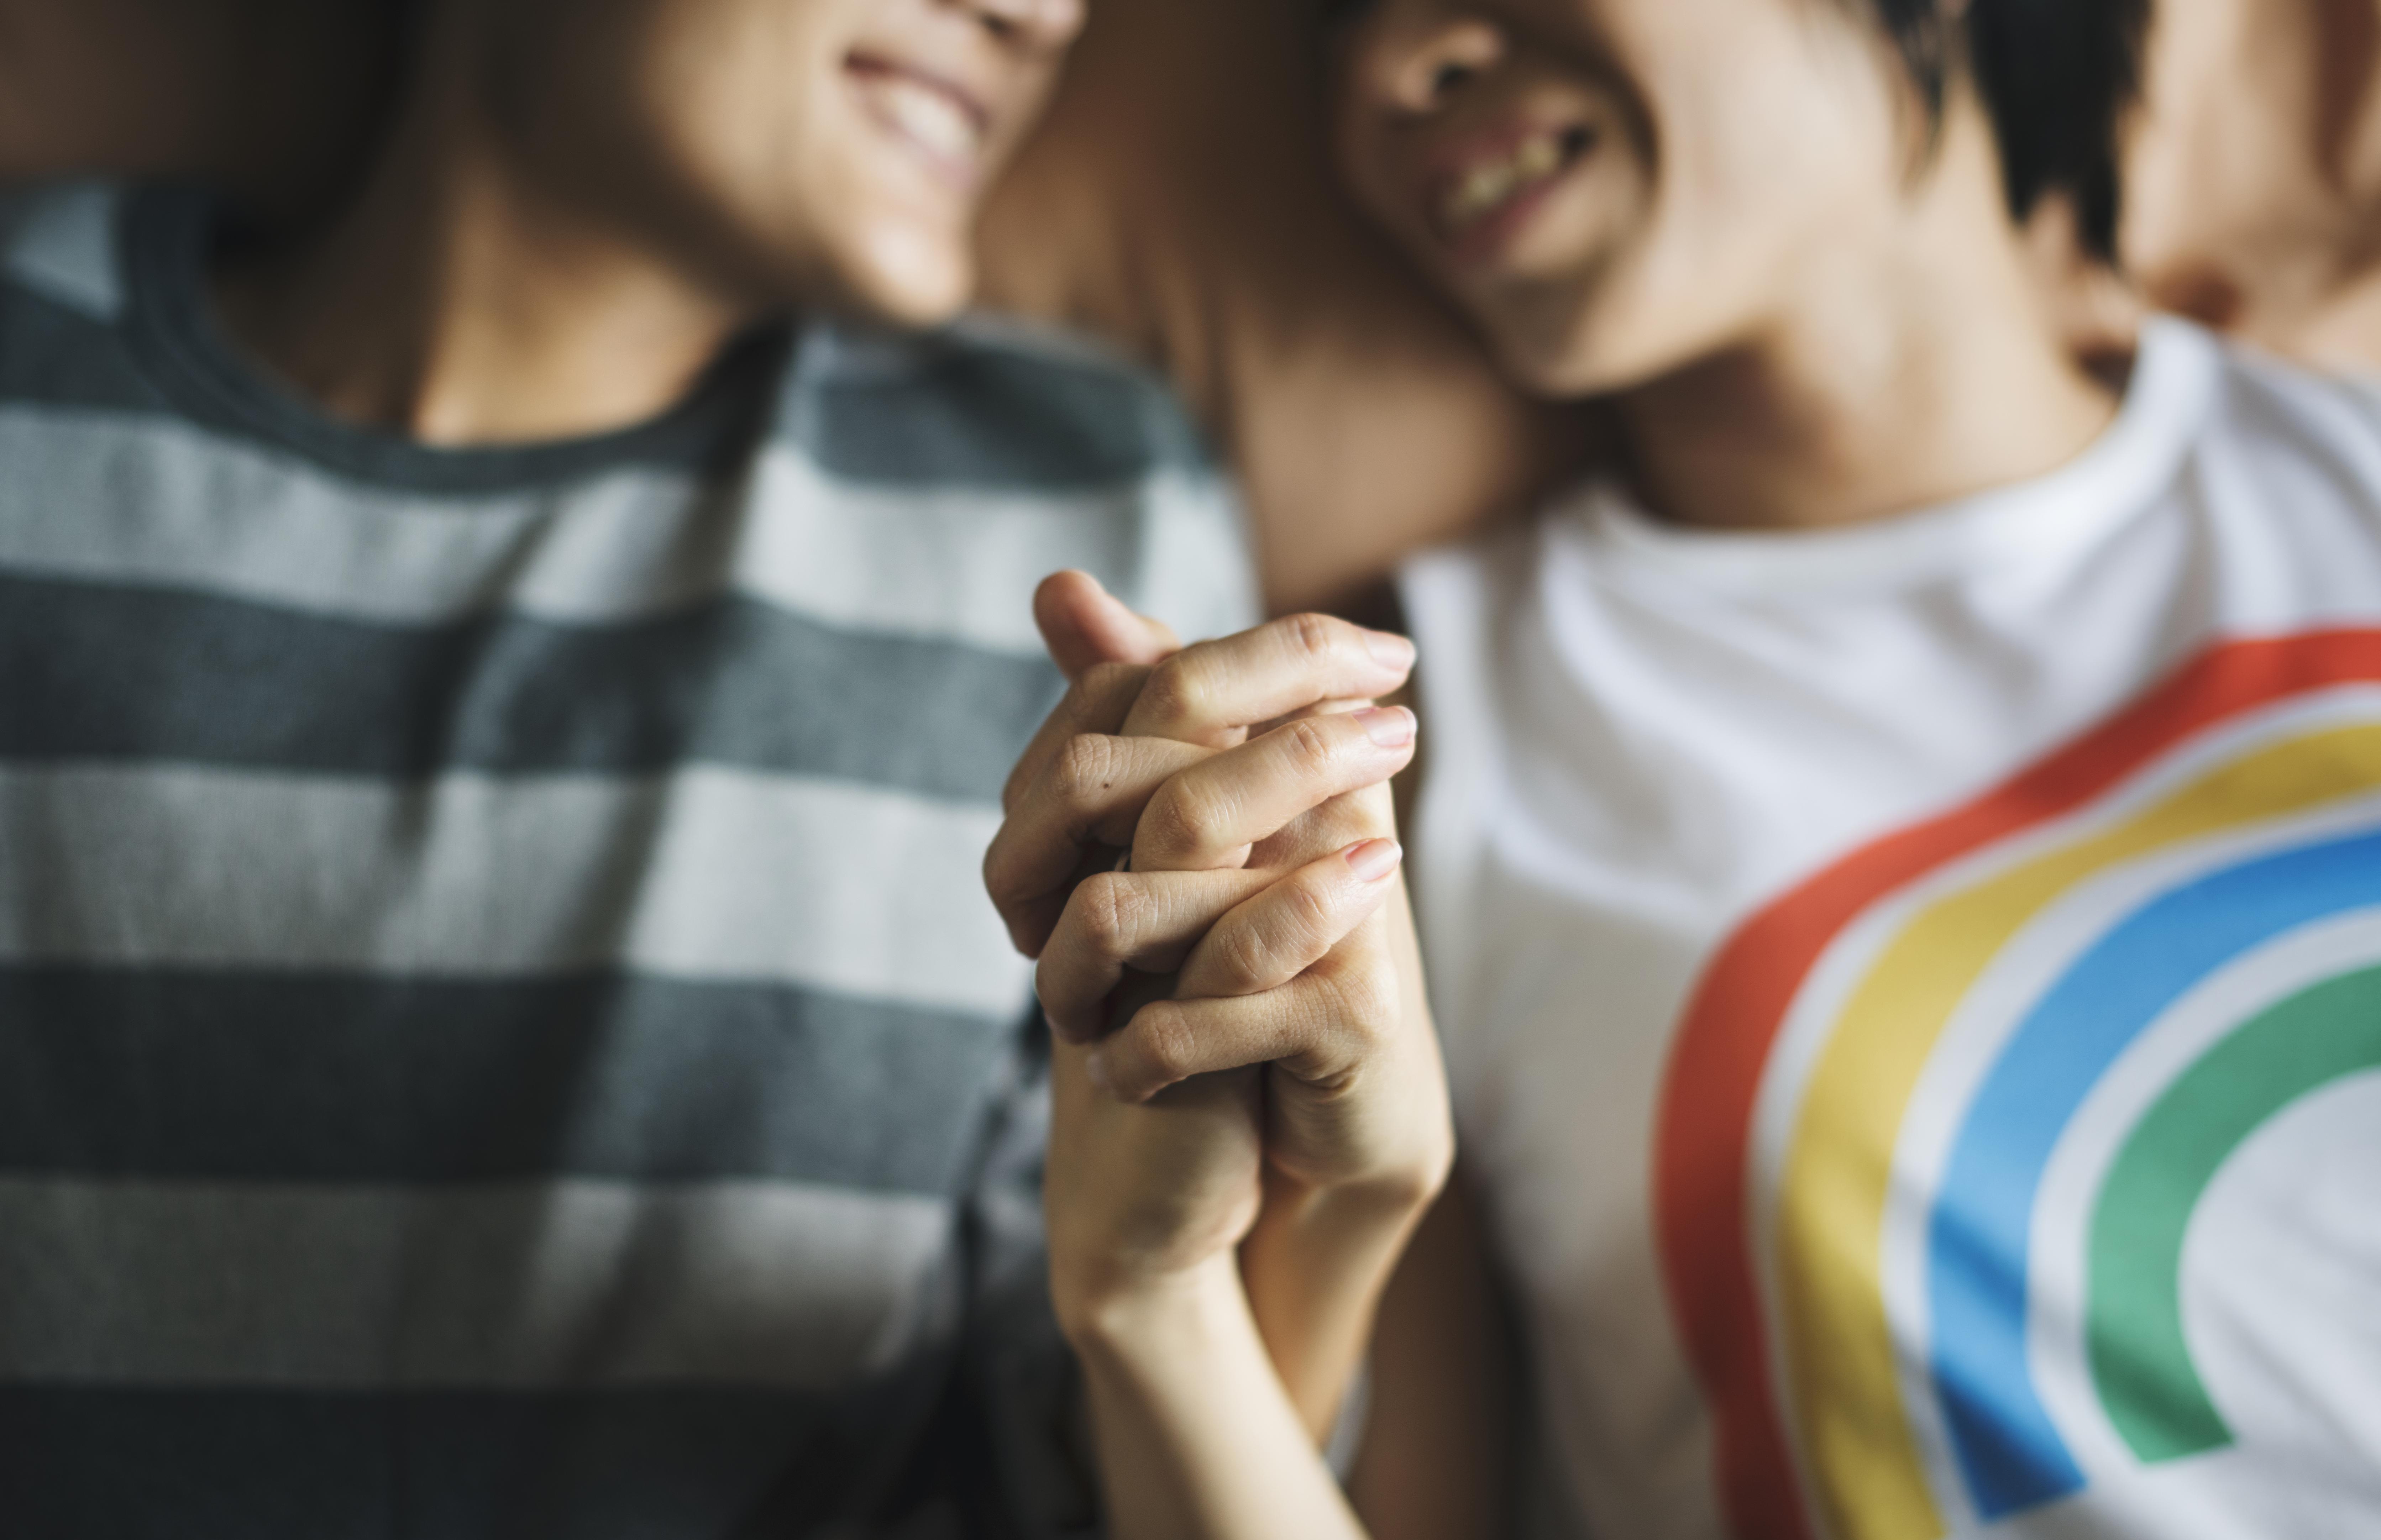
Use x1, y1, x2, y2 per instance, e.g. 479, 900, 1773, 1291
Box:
1430, 121, 1599, 243
845, 55, 992, 184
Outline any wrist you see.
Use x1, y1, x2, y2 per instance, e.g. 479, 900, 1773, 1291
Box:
1266, 1092, 1455, 1219
1055, 1249, 1247, 1360
1260, 1159, 1444, 1242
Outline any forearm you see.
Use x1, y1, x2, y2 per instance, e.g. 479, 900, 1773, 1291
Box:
1065, 1256, 1375, 1540
1243, 894, 1451, 1441
1239, 1170, 1433, 1443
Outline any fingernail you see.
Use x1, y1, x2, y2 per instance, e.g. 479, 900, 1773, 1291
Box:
1346, 838, 1404, 882
1366, 630, 1417, 671
1085, 1050, 1114, 1095
1355, 705, 1417, 748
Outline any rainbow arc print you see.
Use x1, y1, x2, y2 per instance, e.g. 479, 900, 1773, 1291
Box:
1655, 630, 2381, 1540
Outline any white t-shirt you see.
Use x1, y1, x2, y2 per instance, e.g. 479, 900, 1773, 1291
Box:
1401, 318, 2381, 1540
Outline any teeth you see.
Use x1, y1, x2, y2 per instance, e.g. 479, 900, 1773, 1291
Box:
1456, 164, 1517, 220
875, 76, 980, 163
1516, 135, 1561, 180
1439, 126, 1581, 233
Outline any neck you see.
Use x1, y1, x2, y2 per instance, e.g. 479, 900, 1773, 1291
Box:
215, 68, 751, 446
1616, 107, 2121, 535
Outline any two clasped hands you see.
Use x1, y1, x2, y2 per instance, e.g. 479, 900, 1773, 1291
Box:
984, 571, 1453, 1537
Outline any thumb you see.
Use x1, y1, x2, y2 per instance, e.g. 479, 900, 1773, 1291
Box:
1035, 570, 1180, 681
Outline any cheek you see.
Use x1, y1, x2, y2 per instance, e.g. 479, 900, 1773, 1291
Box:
1330, 100, 1406, 245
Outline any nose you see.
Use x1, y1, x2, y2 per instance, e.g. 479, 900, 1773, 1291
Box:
1348, 9, 1508, 117
953, 0, 1086, 53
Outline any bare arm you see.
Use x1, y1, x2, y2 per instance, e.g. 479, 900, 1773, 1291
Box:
999, 578, 1455, 1430
1050, 1088, 1507, 1540
1348, 1174, 1515, 1540
1047, 1045, 1380, 1540
1000, 577, 1499, 1537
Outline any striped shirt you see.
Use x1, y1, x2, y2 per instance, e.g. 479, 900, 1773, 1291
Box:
0, 182, 1255, 1539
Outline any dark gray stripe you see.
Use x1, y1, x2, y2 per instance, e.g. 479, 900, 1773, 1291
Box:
0, 969, 1019, 1193
0, 1176, 958, 1390
0, 1374, 953, 1540
0, 573, 1060, 801
0, 278, 171, 414
795, 329, 1207, 491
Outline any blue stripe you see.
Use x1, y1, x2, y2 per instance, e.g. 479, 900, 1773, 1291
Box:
1925, 824, 2381, 1518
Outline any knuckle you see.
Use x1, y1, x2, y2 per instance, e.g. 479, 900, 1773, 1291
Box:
1048, 734, 1117, 807
981, 843, 1017, 909
1128, 1000, 1199, 1085
1138, 651, 1213, 727
1282, 611, 1338, 663
1280, 716, 1342, 776
982, 836, 1036, 916
1141, 779, 1222, 860
1278, 876, 1340, 949
1308, 786, 1394, 847
1074, 870, 1142, 955
1208, 923, 1281, 994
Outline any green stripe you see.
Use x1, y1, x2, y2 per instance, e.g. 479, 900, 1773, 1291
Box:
2086, 963, 2381, 1463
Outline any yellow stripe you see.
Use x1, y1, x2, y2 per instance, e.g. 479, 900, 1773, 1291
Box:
1776, 724, 2381, 1540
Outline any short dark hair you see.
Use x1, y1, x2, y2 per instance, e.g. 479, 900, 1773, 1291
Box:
1862, 0, 2150, 263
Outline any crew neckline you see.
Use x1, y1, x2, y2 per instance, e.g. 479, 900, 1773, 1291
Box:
1566, 316, 2222, 596
118, 185, 790, 496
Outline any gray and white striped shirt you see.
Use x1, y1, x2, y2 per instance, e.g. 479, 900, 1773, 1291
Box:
0, 182, 1254, 1539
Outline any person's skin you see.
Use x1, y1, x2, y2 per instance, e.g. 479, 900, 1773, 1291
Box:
16, 0, 1461, 1519
217, 0, 1462, 1471
1337, 1, 2117, 532
0, 0, 1593, 613
1009, 0, 2132, 1533
976, 0, 1599, 614
988, 578, 1457, 1435
23, 0, 2381, 602
991, 575, 1472, 1535
211, 0, 1086, 443
2121, 0, 2381, 372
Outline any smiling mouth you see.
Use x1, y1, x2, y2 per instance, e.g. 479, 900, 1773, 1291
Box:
845, 56, 991, 183
1434, 122, 1599, 241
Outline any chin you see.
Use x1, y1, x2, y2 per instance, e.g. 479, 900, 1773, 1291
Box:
1475, 275, 1707, 401
834, 220, 977, 328
1472, 291, 1613, 399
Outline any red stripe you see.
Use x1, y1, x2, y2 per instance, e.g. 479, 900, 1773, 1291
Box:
1650, 629, 2381, 1540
